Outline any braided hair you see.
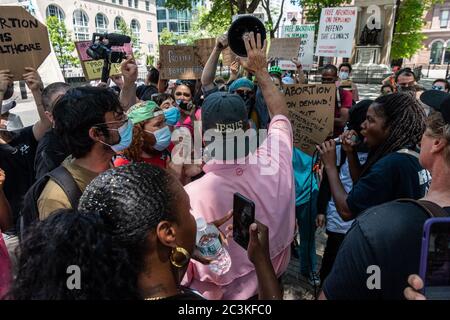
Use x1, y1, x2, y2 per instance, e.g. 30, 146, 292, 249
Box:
361, 92, 426, 177
79, 163, 178, 273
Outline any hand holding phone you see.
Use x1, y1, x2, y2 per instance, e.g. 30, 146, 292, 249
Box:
419, 217, 450, 300
233, 193, 255, 250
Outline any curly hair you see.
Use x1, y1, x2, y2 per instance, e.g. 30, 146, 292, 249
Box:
9, 210, 140, 300
123, 124, 145, 162
361, 92, 426, 176
78, 163, 178, 273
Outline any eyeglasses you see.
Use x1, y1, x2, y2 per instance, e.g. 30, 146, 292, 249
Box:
93, 117, 128, 129
432, 85, 445, 91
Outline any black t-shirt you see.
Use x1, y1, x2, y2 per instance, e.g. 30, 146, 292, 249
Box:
0, 126, 37, 222
323, 201, 450, 300
136, 84, 158, 101
347, 151, 431, 217
34, 129, 69, 180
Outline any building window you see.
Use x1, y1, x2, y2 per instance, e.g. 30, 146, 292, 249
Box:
73, 9, 89, 40
95, 13, 108, 33
112, 0, 116, 3
157, 22, 167, 32
46, 4, 65, 22
145, 1, 150, 11
147, 20, 152, 31
169, 9, 177, 20
156, 0, 165, 7
430, 41, 444, 64
131, 19, 141, 41
178, 21, 190, 33
119, 0, 123, 5
157, 9, 167, 20
441, 10, 449, 28
169, 22, 178, 32
128, 0, 133, 7
114, 16, 125, 32
444, 45, 450, 64
134, 0, 138, 8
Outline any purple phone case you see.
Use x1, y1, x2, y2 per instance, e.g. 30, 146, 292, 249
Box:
419, 217, 450, 295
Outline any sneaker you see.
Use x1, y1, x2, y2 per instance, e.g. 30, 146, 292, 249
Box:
308, 272, 321, 287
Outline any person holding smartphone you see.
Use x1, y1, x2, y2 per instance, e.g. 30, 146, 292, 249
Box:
319, 90, 450, 300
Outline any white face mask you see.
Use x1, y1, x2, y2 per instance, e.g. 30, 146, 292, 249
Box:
339, 71, 349, 80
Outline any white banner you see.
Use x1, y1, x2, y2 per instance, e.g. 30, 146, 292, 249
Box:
282, 24, 316, 71
315, 7, 357, 58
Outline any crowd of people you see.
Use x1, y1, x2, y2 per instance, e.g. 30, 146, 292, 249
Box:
0, 31, 449, 300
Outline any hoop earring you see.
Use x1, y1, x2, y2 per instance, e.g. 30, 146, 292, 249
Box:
170, 246, 191, 268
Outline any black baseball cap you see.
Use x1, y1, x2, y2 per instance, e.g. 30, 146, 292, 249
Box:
420, 90, 450, 123
201, 92, 248, 133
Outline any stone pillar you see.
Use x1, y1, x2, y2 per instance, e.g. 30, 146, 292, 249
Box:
381, 4, 396, 65
351, 6, 365, 63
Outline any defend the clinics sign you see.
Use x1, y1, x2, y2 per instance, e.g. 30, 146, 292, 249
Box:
315, 7, 357, 58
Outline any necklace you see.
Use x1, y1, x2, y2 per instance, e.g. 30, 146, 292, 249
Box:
144, 296, 166, 301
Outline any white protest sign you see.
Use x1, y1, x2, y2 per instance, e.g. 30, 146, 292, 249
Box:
315, 7, 357, 58
281, 24, 316, 71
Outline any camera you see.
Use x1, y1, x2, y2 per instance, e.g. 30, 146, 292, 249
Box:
86, 33, 131, 82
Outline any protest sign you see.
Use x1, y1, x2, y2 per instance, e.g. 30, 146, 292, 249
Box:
74, 41, 133, 81
281, 24, 315, 71
284, 84, 336, 156
159, 45, 203, 80
0, 6, 51, 81
315, 7, 357, 58
194, 38, 216, 66
267, 38, 302, 61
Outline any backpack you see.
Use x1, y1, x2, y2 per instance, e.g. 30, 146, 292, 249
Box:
396, 199, 449, 218
18, 166, 82, 239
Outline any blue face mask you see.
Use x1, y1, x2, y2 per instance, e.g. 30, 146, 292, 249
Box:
148, 126, 171, 151
163, 107, 181, 126
102, 119, 133, 153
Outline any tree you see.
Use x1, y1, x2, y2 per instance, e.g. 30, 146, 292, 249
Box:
117, 20, 142, 60
391, 0, 442, 60
261, 0, 286, 38
291, 0, 351, 27
46, 16, 79, 77
159, 28, 178, 45
165, 0, 261, 14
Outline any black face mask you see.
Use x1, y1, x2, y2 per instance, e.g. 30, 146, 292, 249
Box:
177, 100, 194, 112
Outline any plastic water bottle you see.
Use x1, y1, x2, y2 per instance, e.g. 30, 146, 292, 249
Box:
196, 217, 231, 275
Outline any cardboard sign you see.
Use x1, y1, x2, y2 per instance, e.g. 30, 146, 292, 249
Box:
159, 45, 203, 80
315, 7, 357, 58
284, 84, 336, 156
0, 6, 51, 81
283, 24, 316, 71
75, 41, 133, 81
267, 38, 302, 61
222, 47, 237, 66
194, 38, 216, 66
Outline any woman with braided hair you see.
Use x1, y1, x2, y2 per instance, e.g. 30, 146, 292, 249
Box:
317, 92, 431, 222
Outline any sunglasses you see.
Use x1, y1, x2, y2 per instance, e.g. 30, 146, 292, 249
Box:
432, 85, 445, 91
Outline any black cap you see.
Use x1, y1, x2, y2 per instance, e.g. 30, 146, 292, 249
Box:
201, 92, 248, 133
420, 90, 450, 123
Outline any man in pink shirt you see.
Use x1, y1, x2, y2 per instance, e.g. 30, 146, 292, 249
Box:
182, 32, 295, 299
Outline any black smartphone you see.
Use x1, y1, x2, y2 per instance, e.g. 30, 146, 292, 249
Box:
419, 218, 450, 300
233, 192, 255, 250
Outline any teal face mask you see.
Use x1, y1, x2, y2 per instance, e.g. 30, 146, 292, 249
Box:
163, 107, 181, 126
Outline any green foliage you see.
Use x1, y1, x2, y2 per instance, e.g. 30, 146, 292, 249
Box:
159, 28, 178, 45
146, 54, 155, 67
46, 16, 79, 69
391, 0, 442, 59
293, 0, 352, 25
117, 20, 142, 60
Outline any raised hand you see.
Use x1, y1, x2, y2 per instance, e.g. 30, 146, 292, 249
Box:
22, 67, 44, 93
236, 32, 268, 75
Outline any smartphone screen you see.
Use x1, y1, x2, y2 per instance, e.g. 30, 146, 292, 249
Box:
233, 193, 255, 250
420, 218, 450, 300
